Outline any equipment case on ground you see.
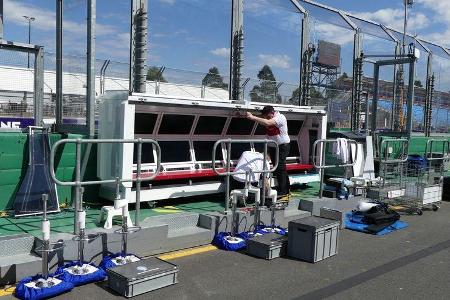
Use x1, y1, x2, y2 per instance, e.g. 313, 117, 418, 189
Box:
107, 257, 178, 298
246, 232, 287, 260
288, 216, 340, 263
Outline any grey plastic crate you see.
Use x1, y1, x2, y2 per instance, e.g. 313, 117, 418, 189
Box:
320, 207, 344, 229
246, 233, 287, 260
107, 257, 178, 298
288, 216, 340, 263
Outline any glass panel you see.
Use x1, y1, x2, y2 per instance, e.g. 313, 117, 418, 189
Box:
300, 1, 353, 30
133, 143, 154, 164
347, 16, 392, 41
226, 143, 252, 161
134, 113, 158, 134
387, 29, 427, 53
193, 141, 222, 162
158, 114, 195, 134
226, 118, 255, 135
254, 124, 266, 135
419, 40, 450, 59
251, 0, 299, 13
159, 141, 191, 162
287, 120, 304, 135
194, 116, 227, 135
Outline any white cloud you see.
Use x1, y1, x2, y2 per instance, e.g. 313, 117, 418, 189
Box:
159, 0, 176, 5
258, 54, 290, 69
416, 0, 450, 46
417, 0, 450, 25
3, 0, 130, 59
210, 48, 230, 58
354, 8, 429, 33
4, 0, 120, 36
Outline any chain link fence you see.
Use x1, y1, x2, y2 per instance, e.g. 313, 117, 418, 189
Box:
1, 50, 450, 134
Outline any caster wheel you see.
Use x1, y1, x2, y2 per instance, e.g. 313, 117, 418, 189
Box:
432, 205, 439, 211
417, 209, 423, 216
148, 201, 157, 209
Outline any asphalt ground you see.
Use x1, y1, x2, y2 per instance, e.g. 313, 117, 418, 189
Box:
2, 202, 450, 300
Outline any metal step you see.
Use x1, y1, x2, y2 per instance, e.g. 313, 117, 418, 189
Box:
0, 234, 35, 257
0, 253, 42, 286
142, 212, 201, 234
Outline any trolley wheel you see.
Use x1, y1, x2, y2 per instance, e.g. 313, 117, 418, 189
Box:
432, 204, 439, 211
147, 201, 157, 209
416, 209, 423, 216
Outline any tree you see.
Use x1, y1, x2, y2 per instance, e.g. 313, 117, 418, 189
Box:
414, 80, 423, 88
289, 86, 324, 105
249, 65, 282, 103
202, 67, 228, 89
146, 66, 167, 82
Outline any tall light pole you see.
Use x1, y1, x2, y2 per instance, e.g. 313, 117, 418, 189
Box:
402, 0, 414, 55
23, 15, 35, 68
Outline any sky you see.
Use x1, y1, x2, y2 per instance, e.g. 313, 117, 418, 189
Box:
3, 0, 450, 92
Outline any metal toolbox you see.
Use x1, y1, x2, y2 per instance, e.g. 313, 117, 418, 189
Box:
107, 257, 178, 298
246, 232, 287, 260
288, 216, 340, 263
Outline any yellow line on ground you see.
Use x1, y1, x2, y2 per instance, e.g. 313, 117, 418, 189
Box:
152, 208, 181, 213
158, 244, 218, 260
163, 206, 180, 210
0, 286, 15, 297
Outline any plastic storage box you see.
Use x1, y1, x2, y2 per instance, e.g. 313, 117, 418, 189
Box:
107, 257, 178, 298
246, 232, 287, 260
288, 216, 340, 263
320, 207, 344, 229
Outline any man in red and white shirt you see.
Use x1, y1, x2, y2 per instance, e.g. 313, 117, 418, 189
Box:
247, 105, 290, 198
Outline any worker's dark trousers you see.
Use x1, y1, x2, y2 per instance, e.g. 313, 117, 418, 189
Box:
269, 143, 290, 196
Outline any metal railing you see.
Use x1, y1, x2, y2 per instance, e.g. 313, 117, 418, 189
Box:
424, 139, 450, 183
379, 138, 409, 164
377, 138, 409, 190
425, 139, 450, 161
50, 138, 161, 234
212, 139, 279, 216
312, 139, 358, 198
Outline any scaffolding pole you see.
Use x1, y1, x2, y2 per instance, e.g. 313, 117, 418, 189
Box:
424, 53, 434, 137
229, 0, 243, 101
56, 0, 63, 129
129, 0, 148, 94
299, 12, 311, 106
86, 0, 96, 137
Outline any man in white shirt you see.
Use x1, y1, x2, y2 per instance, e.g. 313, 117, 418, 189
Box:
246, 105, 290, 197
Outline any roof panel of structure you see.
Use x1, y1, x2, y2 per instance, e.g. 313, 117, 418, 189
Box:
299, 0, 353, 30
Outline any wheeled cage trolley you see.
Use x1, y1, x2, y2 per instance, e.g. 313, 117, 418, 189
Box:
372, 138, 409, 203
402, 139, 449, 214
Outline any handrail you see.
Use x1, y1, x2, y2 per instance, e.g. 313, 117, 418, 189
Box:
379, 138, 409, 164
212, 138, 279, 214
212, 139, 279, 176
312, 139, 359, 169
312, 138, 358, 199
50, 138, 161, 232
50, 138, 161, 186
425, 139, 450, 161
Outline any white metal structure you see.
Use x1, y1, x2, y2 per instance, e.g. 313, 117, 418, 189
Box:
97, 91, 327, 202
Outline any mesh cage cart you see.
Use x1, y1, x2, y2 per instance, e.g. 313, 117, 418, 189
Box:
368, 138, 409, 204
402, 139, 449, 214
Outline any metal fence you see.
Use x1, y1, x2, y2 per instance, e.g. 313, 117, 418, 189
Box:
0, 54, 449, 133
